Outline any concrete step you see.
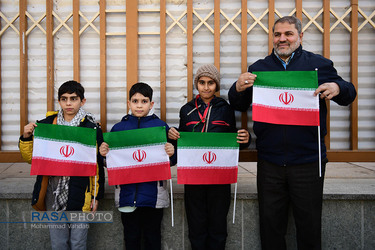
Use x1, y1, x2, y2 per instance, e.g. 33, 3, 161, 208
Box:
0, 162, 374, 249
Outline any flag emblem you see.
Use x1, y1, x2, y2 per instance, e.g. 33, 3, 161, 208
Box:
279, 92, 294, 105
177, 132, 239, 184
252, 71, 319, 126
133, 149, 146, 162
60, 145, 75, 158
202, 151, 216, 164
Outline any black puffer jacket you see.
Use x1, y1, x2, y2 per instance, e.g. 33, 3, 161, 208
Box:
178, 96, 249, 149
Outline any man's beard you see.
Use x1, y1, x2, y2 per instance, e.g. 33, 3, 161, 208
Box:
274, 38, 300, 58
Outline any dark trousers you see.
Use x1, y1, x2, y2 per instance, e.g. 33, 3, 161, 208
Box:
184, 184, 231, 250
121, 207, 163, 250
257, 159, 326, 250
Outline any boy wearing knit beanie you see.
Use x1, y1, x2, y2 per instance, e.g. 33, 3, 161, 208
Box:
168, 64, 250, 250
194, 64, 220, 92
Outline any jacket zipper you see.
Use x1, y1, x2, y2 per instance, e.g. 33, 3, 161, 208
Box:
282, 56, 288, 165
133, 117, 142, 206
204, 106, 212, 132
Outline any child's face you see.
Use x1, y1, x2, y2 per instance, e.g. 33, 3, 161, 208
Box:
58, 92, 86, 122
197, 76, 216, 104
128, 93, 154, 118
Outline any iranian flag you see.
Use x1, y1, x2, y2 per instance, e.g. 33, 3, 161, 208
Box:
252, 71, 319, 126
104, 126, 171, 186
177, 132, 239, 185
31, 123, 97, 176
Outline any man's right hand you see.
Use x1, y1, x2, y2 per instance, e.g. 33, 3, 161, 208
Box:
23, 123, 37, 138
236, 72, 257, 92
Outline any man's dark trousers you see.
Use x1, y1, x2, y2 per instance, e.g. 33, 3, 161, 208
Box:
257, 158, 327, 250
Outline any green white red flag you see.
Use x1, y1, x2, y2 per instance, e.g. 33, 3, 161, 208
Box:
252, 71, 319, 126
177, 132, 239, 184
31, 123, 97, 176
104, 126, 171, 186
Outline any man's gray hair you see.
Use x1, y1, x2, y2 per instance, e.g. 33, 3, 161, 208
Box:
272, 16, 302, 34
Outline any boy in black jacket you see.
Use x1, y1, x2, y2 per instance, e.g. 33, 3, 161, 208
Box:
169, 64, 249, 250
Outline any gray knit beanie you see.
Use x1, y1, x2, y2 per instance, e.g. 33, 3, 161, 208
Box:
194, 64, 220, 91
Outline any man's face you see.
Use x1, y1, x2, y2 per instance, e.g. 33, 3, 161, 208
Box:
273, 22, 303, 60
58, 92, 86, 122
128, 93, 154, 118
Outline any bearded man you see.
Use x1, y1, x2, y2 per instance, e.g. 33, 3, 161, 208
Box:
228, 16, 356, 250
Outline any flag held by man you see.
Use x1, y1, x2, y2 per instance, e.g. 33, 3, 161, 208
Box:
252, 71, 319, 126
104, 126, 171, 186
31, 123, 97, 176
177, 132, 239, 184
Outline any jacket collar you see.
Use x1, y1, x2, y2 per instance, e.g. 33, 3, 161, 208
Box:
195, 95, 221, 106
121, 114, 157, 122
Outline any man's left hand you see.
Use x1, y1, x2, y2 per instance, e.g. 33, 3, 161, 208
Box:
314, 82, 340, 100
